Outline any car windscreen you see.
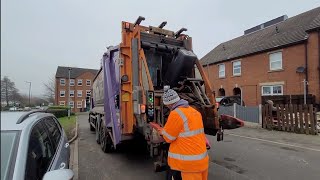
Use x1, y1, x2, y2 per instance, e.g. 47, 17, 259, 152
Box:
215, 97, 224, 102
1, 131, 20, 180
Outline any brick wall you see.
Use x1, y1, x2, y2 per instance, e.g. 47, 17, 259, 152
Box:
206, 33, 319, 106
55, 71, 96, 112
307, 32, 320, 104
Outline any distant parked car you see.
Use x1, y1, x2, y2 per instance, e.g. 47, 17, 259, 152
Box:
1, 111, 73, 180
9, 107, 17, 111
215, 96, 225, 109
219, 96, 245, 107
24, 107, 31, 111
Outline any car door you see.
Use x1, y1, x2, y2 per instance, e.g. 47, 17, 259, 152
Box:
220, 98, 229, 106
43, 117, 70, 170
25, 122, 55, 180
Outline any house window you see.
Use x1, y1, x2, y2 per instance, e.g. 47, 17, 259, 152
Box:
218, 64, 225, 78
59, 101, 65, 106
69, 101, 74, 108
60, 79, 65, 86
77, 90, 82, 97
86, 80, 91, 86
60, 90, 65, 97
70, 79, 75, 86
70, 90, 75, 97
269, 52, 282, 71
86, 90, 91, 97
77, 79, 83, 86
262, 85, 283, 96
77, 101, 82, 108
233, 61, 241, 76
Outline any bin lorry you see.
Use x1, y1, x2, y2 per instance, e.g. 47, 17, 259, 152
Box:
88, 16, 243, 171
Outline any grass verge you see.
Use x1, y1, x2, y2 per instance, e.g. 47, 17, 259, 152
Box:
59, 115, 76, 140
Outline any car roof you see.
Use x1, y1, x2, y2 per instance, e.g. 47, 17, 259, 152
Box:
1, 111, 53, 131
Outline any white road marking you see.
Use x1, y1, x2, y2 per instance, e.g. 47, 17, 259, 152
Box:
226, 133, 320, 152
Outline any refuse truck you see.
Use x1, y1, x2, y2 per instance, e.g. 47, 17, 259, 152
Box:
88, 16, 243, 171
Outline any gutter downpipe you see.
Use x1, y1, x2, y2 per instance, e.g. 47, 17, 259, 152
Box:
304, 40, 309, 100
318, 30, 320, 107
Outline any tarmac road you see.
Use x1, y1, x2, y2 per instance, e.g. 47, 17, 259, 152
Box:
77, 113, 320, 180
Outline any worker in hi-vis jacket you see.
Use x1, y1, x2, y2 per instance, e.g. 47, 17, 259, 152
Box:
157, 87, 209, 180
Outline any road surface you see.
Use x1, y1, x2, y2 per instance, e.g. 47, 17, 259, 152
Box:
77, 113, 320, 180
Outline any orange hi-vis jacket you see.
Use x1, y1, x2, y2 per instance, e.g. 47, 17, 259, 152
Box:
161, 106, 209, 172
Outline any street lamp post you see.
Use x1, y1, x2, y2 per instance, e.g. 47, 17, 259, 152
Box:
68, 68, 72, 119
25, 81, 31, 107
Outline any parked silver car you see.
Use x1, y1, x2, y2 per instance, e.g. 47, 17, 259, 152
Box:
1, 111, 73, 180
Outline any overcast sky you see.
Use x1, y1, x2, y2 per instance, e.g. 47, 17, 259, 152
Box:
1, 0, 320, 97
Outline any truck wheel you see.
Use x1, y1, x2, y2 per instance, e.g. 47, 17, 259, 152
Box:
90, 124, 95, 131
100, 125, 114, 153
89, 115, 95, 131
95, 120, 101, 144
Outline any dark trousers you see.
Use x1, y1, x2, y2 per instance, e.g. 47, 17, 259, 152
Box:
166, 168, 182, 180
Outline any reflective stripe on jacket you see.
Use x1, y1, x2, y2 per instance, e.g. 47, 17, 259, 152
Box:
161, 106, 209, 172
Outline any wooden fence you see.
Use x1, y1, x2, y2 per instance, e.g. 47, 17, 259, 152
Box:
262, 104, 318, 135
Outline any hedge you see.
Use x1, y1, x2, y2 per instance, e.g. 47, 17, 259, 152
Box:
48, 106, 69, 110
47, 106, 75, 118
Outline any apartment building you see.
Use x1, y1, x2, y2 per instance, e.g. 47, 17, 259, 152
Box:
55, 66, 98, 112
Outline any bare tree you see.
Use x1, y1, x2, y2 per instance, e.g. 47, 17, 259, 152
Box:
43, 76, 55, 103
1, 76, 20, 106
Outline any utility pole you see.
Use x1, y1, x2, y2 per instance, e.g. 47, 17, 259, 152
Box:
68, 68, 72, 119
25, 81, 31, 107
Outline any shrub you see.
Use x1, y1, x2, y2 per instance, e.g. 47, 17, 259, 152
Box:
46, 109, 68, 118
48, 106, 69, 110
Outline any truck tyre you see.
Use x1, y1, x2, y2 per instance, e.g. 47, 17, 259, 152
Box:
89, 116, 95, 132
95, 117, 101, 144
90, 123, 95, 132
100, 122, 114, 153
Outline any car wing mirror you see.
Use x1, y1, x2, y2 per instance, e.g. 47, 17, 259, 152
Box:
43, 169, 74, 180
220, 114, 244, 129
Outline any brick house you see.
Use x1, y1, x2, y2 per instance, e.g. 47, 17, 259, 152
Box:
55, 66, 98, 112
201, 7, 320, 107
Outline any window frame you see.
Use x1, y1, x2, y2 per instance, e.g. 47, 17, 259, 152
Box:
77, 101, 82, 109
60, 79, 65, 86
269, 51, 283, 71
60, 90, 65, 97
77, 79, 83, 86
218, 64, 225, 78
77, 90, 82, 97
69, 101, 74, 108
261, 85, 283, 96
69, 90, 75, 97
69, 79, 75, 86
59, 101, 65, 106
86, 80, 91, 86
86, 90, 91, 97
232, 60, 241, 76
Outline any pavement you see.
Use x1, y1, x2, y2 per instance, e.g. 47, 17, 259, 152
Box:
75, 113, 320, 180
